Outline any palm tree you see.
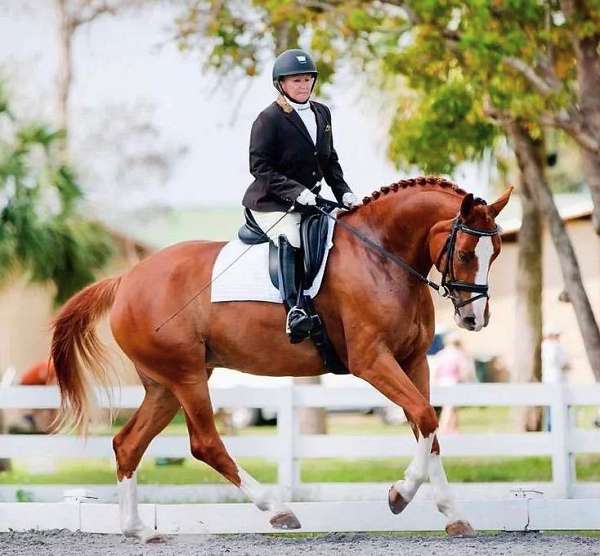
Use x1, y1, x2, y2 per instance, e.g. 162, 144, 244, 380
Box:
0, 81, 112, 470
0, 81, 112, 304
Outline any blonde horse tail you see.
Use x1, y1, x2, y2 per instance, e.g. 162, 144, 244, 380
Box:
51, 276, 121, 435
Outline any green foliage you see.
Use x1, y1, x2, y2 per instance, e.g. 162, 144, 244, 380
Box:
173, 0, 599, 178
0, 82, 112, 304
388, 81, 496, 173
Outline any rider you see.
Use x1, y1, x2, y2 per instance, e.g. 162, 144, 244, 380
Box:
242, 48, 359, 343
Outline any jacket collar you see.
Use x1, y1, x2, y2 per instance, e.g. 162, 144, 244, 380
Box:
276, 95, 324, 148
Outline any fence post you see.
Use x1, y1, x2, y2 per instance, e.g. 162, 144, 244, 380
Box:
277, 383, 299, 502
550, 383, 571, 498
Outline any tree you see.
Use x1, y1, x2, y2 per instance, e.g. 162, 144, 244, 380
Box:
55, 0, 147, 157
171, 1, 600, 380
503, 0, 600, 234
0, 81, 112, 304
72, 101, 188, 213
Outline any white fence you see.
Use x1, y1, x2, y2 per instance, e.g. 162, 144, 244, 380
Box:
1, 382, 600, 533
0, 382, 599, 503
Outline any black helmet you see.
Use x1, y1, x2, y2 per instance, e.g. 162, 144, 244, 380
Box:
272, 49, 318, 95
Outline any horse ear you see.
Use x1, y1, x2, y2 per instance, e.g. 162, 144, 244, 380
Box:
460, 193, 474, 219
489, 186, 513, 217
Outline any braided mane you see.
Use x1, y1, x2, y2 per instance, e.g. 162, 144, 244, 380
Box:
348, 176, 481, 213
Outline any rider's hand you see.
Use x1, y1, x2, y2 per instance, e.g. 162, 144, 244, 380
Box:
342, 192, 360, 209
295, 189, 318, 206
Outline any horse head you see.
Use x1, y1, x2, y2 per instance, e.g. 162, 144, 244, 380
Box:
429, 188, 512, 331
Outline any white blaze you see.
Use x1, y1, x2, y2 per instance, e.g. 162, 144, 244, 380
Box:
472, 236, 493, 329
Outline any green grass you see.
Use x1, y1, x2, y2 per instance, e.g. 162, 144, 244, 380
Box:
2, 454, 598, 485
0, 458, 276, 485
3, 407, 599, 486
301, 456, 553, 483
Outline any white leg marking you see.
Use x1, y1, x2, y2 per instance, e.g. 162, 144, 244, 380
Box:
428, 452, 465, 523
394, 432, 434, 502
237, 466, 287, 513
118, 472, 159, 541
472, 236, 493, 329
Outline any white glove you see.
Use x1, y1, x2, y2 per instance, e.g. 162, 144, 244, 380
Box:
296, 189, 317, 206
342, 192, 360, 208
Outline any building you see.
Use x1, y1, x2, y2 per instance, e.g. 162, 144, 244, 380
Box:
0, 228, 152, 382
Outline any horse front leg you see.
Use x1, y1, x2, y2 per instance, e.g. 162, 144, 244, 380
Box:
348, 345, 438, 510
404, 354, 475, 537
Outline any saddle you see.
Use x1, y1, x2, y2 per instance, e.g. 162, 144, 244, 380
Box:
238, 205, 348, 375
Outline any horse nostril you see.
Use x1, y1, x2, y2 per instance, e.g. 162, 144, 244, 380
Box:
463, 316, 476, 327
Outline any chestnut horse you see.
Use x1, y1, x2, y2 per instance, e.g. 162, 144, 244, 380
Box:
51, 177, 511, 540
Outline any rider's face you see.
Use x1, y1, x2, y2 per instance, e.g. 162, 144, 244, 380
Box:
280, 74, 315, 103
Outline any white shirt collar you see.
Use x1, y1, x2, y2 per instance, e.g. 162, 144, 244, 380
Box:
288, 98, 312, 111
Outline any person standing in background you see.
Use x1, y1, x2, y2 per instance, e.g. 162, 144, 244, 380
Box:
541, 324, 571, 431
433, 332, 476, 434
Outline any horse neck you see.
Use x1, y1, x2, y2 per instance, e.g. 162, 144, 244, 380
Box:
352, 188, 463, 275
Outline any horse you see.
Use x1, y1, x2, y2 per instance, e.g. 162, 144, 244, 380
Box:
7, 360, 57, 434
51, 176, 511, 541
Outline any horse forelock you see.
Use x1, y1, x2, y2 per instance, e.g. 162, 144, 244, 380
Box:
344, 176, 470, 214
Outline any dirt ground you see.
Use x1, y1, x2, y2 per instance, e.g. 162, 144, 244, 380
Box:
1, 530, 599, 556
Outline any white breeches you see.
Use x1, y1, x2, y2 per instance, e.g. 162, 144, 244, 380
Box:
251, 210, 302, 248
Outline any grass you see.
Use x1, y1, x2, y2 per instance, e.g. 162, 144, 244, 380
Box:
2, 455, 599, 486
2, 407, 598, 485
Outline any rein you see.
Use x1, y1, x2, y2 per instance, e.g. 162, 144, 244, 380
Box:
313, 204, 498, 311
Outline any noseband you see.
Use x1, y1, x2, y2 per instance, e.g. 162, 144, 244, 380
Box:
436, 218, 499, 311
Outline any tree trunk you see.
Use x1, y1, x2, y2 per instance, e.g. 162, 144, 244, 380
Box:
514, 178, 543, 384
562, 0, 600, 233
0, 411, 11, 472
293, 376, 327, 434
56, 0, 72, 158
580, 148, 600, 234
511, 133, 544, 431
507, 120, 600, 381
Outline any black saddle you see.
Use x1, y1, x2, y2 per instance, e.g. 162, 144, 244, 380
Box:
238, 207, 331, 291
237, 204, 348, 375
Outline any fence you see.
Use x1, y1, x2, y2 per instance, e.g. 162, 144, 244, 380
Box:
0, 381, 599, 504
1, 382, 600, 532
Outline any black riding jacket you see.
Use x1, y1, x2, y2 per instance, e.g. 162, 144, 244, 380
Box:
242, 96, 351, 212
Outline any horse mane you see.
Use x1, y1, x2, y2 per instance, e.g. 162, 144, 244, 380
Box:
347, 175, 486, 213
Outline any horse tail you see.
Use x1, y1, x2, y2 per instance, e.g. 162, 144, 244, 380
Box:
51, 276, 121, 435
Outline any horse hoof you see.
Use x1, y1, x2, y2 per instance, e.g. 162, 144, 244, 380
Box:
270, 510, 301, 530
388, 485, 410, 515
445, 520, 475, 537
124, 528, 164, 543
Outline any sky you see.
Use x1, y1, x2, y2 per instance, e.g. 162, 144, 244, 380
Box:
0, 2, 493, 216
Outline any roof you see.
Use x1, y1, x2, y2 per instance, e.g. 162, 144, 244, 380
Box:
497, 192, 593, 241
107, 192, 594, 250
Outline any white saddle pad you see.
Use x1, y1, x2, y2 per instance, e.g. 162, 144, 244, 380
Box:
211, 214, 336, 303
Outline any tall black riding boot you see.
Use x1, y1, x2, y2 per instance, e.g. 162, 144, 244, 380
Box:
277, 235, 315, 343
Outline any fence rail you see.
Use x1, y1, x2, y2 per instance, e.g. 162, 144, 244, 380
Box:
1, 383, 599, 502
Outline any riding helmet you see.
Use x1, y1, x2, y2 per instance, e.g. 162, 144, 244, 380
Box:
272, 49, 318, 95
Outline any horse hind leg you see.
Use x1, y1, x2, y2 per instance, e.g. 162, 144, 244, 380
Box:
427, 441, 475, 537
112, 373, 180, 542
172, 378, 301, 530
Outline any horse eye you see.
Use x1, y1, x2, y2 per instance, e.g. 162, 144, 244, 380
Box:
457, 251, 472, 263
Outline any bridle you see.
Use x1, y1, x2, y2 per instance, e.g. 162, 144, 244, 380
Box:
435, 217, 499, 312
313, 204, 499, 313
